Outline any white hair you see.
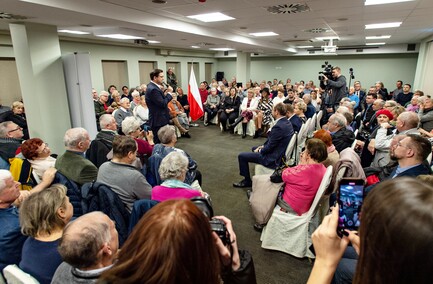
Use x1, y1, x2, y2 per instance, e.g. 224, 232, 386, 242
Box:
99, 91, 109, 98
0, 170, 13, 193
121, 117, 140, 135
119, 98, 130, 104
64, 128, 88, 148
330, 113, 347, 128
131, 90, 140, 97
158, 151, 188, 181
99, 114, 115, 129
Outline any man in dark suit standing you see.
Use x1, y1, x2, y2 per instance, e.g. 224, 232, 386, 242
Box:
145, 69, 173, 143
354, 81, 366, 113
233, 103, 294, 188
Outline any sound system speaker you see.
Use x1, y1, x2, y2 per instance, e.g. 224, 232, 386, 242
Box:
407, 44, 416, 51
216, 72, 224, 81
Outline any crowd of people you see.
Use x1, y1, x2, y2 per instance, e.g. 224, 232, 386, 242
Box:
0, 66, 432, 283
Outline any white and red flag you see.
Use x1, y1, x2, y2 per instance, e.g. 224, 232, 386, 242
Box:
187, 66, 204, 121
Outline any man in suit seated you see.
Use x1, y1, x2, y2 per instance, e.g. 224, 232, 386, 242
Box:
0, 121, 25, 169
86, 114, 118, 168
286, 103, 302, 133
52, 212, 118, 283
55, 127, 98, 185
233, 103, 294, 188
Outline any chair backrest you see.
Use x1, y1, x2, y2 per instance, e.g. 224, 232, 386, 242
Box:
129, 199, 159, 234
316, 110, 323, 130
307, 113, 317, 138
3, 265, 39, 284
307, 166, 333, 217
53, 172, 83, 217
284, 132, 298, 162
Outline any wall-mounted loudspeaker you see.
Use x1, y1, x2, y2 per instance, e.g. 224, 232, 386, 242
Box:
407, 44, 416, 51
216, 72, 224, 81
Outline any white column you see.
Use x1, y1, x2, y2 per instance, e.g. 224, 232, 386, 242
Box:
236, 51, 251, 86
9, 23, 71, 154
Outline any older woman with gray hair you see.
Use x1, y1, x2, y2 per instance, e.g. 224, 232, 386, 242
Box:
147, 125, 201, 187
121, 117, 154, 157
114, 97, 133, 134
151, 151, 203, 202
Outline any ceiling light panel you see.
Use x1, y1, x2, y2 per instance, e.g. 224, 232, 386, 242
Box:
365, 0, 414, 6
58, 30, 90, 35
187, 12, 235, 23
249, 32, 278, 37
365, 42, 386, 45
365, 35, 391, 39
97, 34, 144, 40
365, 22, 402, 29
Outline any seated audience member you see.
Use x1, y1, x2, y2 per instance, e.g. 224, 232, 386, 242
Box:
3, 101, 29, 140
133, 95, 150, 130
277, 139, 328, 216
233, 103, 294, 188
286, 104, 302, 133
229, 88, 259, 138
97, 135, 152, 213
365, 99, 384, 132
86, 114, 118, 168
395, 83, 413, 107
358, 109, 394, 167
121, 117, 154, 158
254, 88, 273, 138
359, 93, 377, 131
418, 94, 433, 132
0, 121, 25, 169
0, 168, 56, 268
406, 94, 420, 112
110, 90, 121, 109
21, 138, 56, 179
303, 94, 316, 119
199, 82, 209, 106
272, 87, 286, 106
347, 87, 360, 110
55, 128, 98, 185
176, 87, 190, 117
121, 86, 132, 101
52, 212, 118, 284
294, 101, 308, 123
148, 125, 201, 187
308, 178, 433, 284
367, 111, 420, 166
99, 199, 256, 283
311, 90, 322, 112
168, 92, 190, 137
114, 98, 133, 133
19, 184, 72, 284
375, 81, 389, 100
328, 113, 355, 153
219, 87, 241, 132
313, 130, 339, 168
129, 90, 141, 110
204, 87, 220, 126
387, 134, 432, 179
94, 91, 114, 130
151, 151, 203, 202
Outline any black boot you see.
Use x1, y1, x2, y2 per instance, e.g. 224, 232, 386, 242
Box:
253, 128, 262, 139
242, 123, 247, 138
228, 116, 243, 129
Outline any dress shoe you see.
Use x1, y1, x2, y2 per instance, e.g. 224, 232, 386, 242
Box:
253, 223, 265, 232
182, 132, 191, 138
242, 133, 247, 139
233, 179, 252, 188
246, 190, 252, 200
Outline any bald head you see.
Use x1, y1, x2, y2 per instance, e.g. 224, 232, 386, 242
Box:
58, 212, 118, 269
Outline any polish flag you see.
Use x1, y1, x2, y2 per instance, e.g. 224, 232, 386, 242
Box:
188, 66, 204, 121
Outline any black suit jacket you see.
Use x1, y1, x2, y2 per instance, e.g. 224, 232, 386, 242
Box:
145, 82, 172, 128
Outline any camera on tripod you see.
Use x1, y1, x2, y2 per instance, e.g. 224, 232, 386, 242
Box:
318, 61, 333, 81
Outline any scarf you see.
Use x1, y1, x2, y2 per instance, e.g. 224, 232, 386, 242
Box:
161, 179, 194, 190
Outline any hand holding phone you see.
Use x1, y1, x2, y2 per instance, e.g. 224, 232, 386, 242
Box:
337, 178, 365, 237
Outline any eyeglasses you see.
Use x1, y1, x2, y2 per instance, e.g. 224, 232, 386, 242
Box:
8, 126, 22, 133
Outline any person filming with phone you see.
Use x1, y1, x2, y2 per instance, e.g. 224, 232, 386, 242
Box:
307, 177, 433, 284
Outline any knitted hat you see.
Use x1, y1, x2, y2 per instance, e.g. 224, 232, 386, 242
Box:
376, 109, 393, 120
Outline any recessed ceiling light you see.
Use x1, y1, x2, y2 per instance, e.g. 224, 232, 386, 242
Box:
209, 48, 234, 51
365, 22, 402, 29
58, 29, 90, 35
297, 45, 314, 48
187, 12, 235, 22
315, 36, 340, 41
365, 0, 414, 6
147, 40, 160, 44
96, 34, 144, 40
191, 46, 200, 48
365, 42, 386, 45
249, 32, 278, 37
366, 35, 391, 39
286, 48, 297, 53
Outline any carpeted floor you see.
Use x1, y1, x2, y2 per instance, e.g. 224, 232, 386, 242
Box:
176, 122, 312, 284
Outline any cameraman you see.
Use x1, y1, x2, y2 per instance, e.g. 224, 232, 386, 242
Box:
322, 66, 347, 116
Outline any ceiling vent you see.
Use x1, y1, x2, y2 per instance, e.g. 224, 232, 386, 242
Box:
0, 12, 29, 20
304, 28, 330, 34
196, 42, 215, 47
265, 3, 310, 14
